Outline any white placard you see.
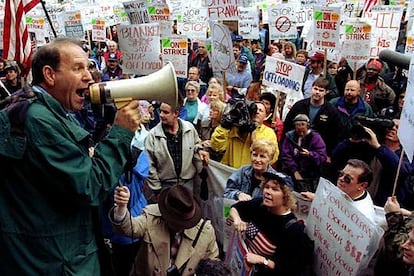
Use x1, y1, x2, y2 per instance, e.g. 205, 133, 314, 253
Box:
161, 37, 188, 78
306, 178, 384, 276
398, 54, 414, 163
118, 23, 163, 75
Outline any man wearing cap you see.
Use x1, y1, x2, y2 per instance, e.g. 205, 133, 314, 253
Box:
280, 114, 327, 192
111, 184, 219, 276
102, 53, 123, 81
2, 64, 21, 94
233, 35, 255, 73
302, 51, 337, 100
226, 54, 253, 98
103, 40, 122, 65
359, 59, 396, 114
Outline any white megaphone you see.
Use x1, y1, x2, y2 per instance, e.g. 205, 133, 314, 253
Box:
89, 62, 178, 109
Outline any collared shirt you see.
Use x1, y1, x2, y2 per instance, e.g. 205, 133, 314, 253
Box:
163, 120, 183, 177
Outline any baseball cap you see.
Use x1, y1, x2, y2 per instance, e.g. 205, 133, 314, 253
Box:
309, 52, 324, 61
238, 55, 248, 64
108, 53, 118, 62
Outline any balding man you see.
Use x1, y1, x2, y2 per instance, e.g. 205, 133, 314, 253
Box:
330, 80, 373, 138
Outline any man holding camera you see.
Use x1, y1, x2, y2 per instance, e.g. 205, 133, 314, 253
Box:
331, 119, 413, 207
210, 100, 278, 168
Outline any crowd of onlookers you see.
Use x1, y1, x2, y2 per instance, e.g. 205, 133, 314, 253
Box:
1, 19, 414, 274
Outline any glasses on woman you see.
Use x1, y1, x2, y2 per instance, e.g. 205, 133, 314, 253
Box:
338, 171, 353, 184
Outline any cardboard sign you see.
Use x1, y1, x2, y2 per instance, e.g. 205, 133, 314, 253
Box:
268, 3, 299, 40
398, 55, 414, 163
64, 11, 84, 39
161, 37, 188, 78
118, 23, 162, 75
306, 178, 384, 276
263, 56, 305, 95
313, 6, 341, 50
364, 5, 403, 57
341, 18, 372, 70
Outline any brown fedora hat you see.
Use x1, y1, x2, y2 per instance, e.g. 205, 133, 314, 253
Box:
158, 185, 202, 229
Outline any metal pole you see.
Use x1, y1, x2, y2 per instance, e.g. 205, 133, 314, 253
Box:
40, 0, 57, 38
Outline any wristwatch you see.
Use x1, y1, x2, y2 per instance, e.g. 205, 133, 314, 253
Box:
263, 258, 269, 267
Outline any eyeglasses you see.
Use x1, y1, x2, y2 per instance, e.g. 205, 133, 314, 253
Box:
198, 46, 205, 48
186, 89, 197, 92
338, 171, 353, 184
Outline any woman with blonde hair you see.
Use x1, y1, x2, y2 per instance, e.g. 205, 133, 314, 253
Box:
198, 99, 226, 161
224, 138, 292, 201
230, 171, 312, 275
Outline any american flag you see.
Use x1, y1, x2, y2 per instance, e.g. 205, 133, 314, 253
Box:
361, 0, 378, 16
3, 0, 40, 74
245, 222, 276, 257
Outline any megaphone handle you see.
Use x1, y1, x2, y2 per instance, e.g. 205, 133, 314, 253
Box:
114, 97, 134, 109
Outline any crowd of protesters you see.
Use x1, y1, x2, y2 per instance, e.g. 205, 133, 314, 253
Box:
1, 13, 414, 276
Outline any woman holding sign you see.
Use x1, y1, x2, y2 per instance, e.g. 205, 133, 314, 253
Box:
230, 172, 313, 275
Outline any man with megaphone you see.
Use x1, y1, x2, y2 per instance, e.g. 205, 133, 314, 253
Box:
0, 38, 141, 275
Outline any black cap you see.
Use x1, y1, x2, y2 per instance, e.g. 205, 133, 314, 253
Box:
262, 172, 288, 185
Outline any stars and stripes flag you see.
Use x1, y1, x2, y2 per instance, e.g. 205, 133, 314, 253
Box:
245, 222, 276, 257
3, 0, 40, 73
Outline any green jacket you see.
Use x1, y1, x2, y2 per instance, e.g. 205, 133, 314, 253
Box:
0, 90, 133, 275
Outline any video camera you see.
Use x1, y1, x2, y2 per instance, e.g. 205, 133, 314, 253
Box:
350, 115, 394, 142
221, 98, 258, 132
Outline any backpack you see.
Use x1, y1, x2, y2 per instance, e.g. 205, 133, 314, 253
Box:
0, 85, 36, 159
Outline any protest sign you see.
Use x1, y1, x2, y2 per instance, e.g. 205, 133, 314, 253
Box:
167, 0, 183, 19
238, 7, 259, 40
211, 23, 236, 73
306, 178, 384, 276
263, 57, 305, 120
268, 3, 299, 40
398, 55, 414, 163
64, 11, 84, 39
118, 23, 162, 75
341, 18, 372, 71
296, 4, 314, 27
202, 0, 242, 20
364, 5, 403, 57
91, 19, 106, 42
263, 56, 305, 95
313, 6, 341, 50
178, 4, 208, 39
122, 0, 150, 24
27, 16, 47, 46
44, 5, 66, 38
148, 3, 172, 37
113, 3, 130, 26
161, 37, 188, 78
225, 230, 252, 276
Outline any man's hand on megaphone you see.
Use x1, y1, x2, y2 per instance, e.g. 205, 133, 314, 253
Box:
113, 100, 141, 132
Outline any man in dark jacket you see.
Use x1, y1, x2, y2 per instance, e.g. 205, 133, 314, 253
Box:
284, 77, 344, 157
0, 38, 140, 275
